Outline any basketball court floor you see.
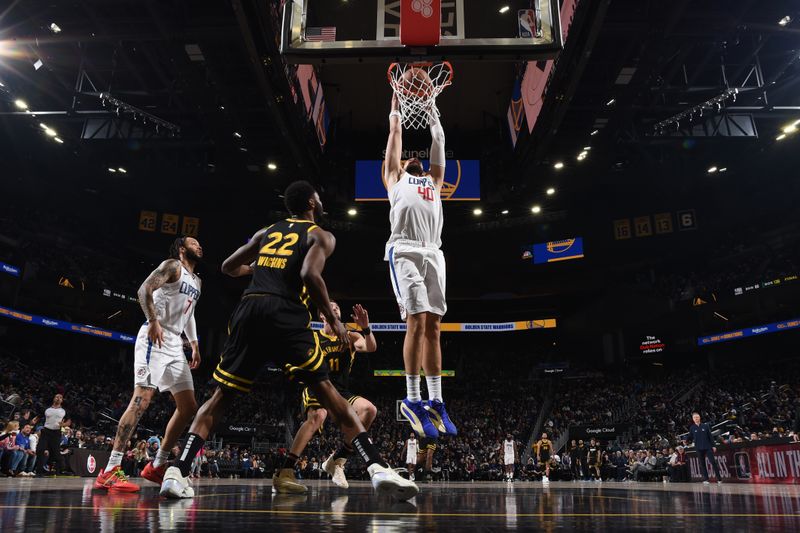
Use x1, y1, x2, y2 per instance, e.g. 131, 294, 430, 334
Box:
2, 478, 799, 531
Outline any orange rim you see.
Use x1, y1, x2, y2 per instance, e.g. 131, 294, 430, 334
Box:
387, 61, 455, 89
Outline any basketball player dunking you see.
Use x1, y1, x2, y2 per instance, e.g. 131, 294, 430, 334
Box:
385, 93, 456, 439
279, 301, 378, 493
159, 181, 416, 500
401, 432, 420, 481
503, 434, 518, 482
95, 237, 202, 492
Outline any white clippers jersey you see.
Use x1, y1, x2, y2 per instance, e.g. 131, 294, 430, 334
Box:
386, 172, 443, 256
504, 440, 515, 456
407, 439, 419, 456
150, 265, 201, 336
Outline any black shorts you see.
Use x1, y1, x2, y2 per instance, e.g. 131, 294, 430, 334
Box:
302, 386, 361, 413
213, 294, 327, 394
540, 453, 550, 463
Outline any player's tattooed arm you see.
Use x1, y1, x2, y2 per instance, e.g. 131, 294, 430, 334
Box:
137, 259, 181, 321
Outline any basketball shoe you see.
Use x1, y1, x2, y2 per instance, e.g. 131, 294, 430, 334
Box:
425, 399, 457, 436
367, 463, 419, 501
160, 466, 195, 499
142, 461, 168, 485
321, 455, 349, 489
94, 466, 140, 492
272, 468, 308, 494
400, 399, 439, 438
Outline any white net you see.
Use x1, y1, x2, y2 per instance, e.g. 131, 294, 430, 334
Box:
387, 62, 454, 129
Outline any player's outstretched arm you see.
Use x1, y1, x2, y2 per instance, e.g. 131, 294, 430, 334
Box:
384, 94, 403, 189
349, 304, 377, 352
301, 229, 348, 341
429, 112, 446, 188
221, 228, 267, 277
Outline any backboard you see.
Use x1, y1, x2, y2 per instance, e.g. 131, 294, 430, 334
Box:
281, 0, 563, 64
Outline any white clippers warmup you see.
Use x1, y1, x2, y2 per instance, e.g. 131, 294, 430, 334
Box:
504, 439, 516, 466
134, 264, 201, 394
406, 437, 419, 465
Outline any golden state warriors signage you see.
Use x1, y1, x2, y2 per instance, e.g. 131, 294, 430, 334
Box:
355, 159, 480, 201
523, 238, 585, 264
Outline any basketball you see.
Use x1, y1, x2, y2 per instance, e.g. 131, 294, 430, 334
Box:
401, 66, 433, 97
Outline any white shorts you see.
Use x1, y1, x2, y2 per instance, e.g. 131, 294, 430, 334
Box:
406, 453, 417, 466
387, 242, 447, 320
504, 455, 516, 466
134, 325, 194, 394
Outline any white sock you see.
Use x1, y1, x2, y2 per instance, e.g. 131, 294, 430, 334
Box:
406, 374, 421, 402
426, 375, 443, 402
105, 451, 124, 473
153, 449, 170, 468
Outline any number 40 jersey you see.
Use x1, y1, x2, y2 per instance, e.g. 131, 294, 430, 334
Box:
385, 171, 443, 257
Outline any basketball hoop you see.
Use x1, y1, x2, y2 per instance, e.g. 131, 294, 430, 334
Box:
387, 62, 454, 130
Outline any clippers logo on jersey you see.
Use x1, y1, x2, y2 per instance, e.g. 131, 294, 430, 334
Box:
409, 176, 435, 202
179, 281, 200, 300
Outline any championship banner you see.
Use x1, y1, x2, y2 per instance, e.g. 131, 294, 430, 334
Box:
0, 305, 136, 344
0, 260, 21, 277
311, 319, 556, 332
569, 425, 630, 440
697, 317, 800, 346
355, 159, 480, 201
687, 442, 800, 484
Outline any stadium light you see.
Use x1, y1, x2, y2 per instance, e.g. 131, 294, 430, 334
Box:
590, 129, 599, 136
553, 162, 564, 169
108, 168, 117, 173
776, 133, 787, 141
118, 167, 127, 173
606, 98, 616, 106
473, 208, 483, 216
233, 132, 242, 138
44, 128, 57, 137
707, 166, 718, 174
531, 205, 541, 214
499, 6, 510, 14
582, 146, 591, 150
718, 168, 727, 173
267, 162, 278, 171
49, 23, 62, 34
501, 210, 509, 215
14, 99, 28, 110
782, 123, 798, 134
778, 16, 791, 26
577, 151, 588, 161
347, 208, 357, 216
546, 188, 556, 195
54, 137, 64, 144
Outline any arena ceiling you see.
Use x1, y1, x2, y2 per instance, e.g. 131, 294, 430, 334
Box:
1, 0, 799, 225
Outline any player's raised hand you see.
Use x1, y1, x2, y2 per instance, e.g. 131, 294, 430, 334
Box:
352, 304, 370, 330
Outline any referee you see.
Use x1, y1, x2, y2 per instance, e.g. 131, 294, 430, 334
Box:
36, 393, 70, 476
685, 412, 722, 484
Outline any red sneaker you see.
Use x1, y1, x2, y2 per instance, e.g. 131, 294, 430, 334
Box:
141, 461, 168, 485
94, 466, 140, 492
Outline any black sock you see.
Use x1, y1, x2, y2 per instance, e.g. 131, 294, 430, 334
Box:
177, 433, 204, 477
333, 444, 354, 461
282, 453, 300, 470
351, 433, 387, 468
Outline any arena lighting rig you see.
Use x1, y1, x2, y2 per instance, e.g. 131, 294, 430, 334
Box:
651, 88, 739, 135
98, 92, 180, 135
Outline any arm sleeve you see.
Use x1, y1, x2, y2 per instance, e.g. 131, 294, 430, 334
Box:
184, 314, 198, 343
429, 114, 445, 168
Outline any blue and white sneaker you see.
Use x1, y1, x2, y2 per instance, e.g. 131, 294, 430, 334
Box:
400, 399, 439, 438
426, 400, 457, 436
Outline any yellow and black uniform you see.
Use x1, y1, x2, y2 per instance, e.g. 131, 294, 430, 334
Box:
302, 330, 361, 412
536, 439, 552, 462
214, 219, 327, 394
